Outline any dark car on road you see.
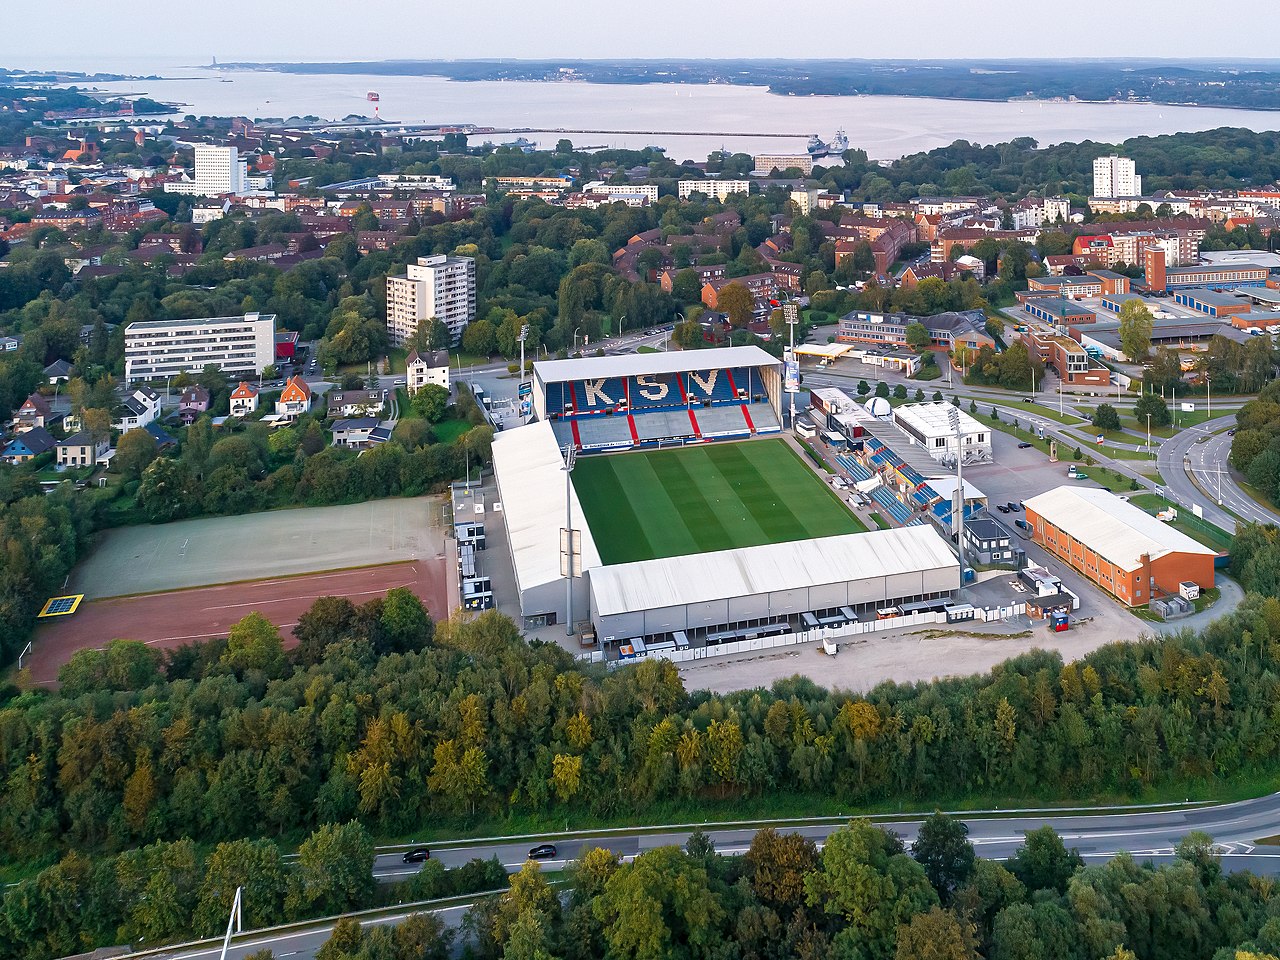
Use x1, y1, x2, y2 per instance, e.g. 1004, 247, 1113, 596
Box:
1017, 441, 1033, 449
528, 843, 558, 860
402, 848, 431, 863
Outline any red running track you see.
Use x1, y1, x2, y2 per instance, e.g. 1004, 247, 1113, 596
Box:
27, 559, 450, 685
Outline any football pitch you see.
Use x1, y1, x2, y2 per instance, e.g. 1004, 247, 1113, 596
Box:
572, 438, 868, 565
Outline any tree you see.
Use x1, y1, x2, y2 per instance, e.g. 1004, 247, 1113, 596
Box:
1134, 393, 1171, 428
745, 828, 819, 913
905, 321, 932, 353
671, 268, 703, 304
380, 587, 433, 653
114, 428, 158, 482
138, 457, 196, 523
912, 812, 976, 903
895, 907, 979, 960
293, 595, 359, 664
195, 839, 287, 935
81, 406, 111, 443
717, 282, 755, 328
410, 383, 450, 422
876, 381, 891, 399
1118, 298, 1154, 361
593, 846, 725, 960
857, 380, 871, 396
1092, 403, 1121, 432
461, 319, 497, 358
1007, 826, 1082, 894
221, 612, 286, 676
286, 822, 376, 920
894, 383, 908, 400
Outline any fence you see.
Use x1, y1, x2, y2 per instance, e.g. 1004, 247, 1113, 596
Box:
576, 603, 1028, 667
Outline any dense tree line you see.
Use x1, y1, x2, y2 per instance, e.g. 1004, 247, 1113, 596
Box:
1228, 381, 1280, 506
4, 586, 1280, 893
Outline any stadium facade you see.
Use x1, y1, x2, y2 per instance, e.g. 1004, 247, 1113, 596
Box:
489, 346, 960, 648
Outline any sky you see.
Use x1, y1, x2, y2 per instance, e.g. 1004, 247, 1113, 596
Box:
3, 0, 1280, 66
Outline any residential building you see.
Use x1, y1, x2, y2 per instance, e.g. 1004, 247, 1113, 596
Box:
701, 273, 778, 314
13, 392, 53, 432
581, 181, 659, 203
1019, 329, 1111, 386
678, 179, 750, 201
385, 255, 477, 346
1, 426, 55, 464
178, 385, 210, 425
327, 389, 386, 419
163, 143, 248, 196
124, 312, 276, 383
275, 376, 312, 418
229, 381, 259, 416
114, 386, 162, 432
406, 349, 450, 393
331, 417, 381, 448
43, 359, 73, 383
1024, 486, 1215, 605
1092, 155, 1142, 198
1010, 195, 1070, 229
56, 431, 109, 469
752, 154, 814, 176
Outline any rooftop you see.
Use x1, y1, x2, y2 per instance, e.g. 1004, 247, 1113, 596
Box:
893, 401, 986, 439
533, 345, 778, 384
1023, 486, 1217, 572
589, 526, 958, 618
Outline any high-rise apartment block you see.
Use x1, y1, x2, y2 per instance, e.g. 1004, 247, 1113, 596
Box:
386, 255, 477, 346
164, 144, 248, 196
1092, 155, 1142, 198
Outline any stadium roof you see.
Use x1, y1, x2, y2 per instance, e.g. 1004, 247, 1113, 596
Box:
1023, 486, 1216, 573
491, 421, 601, 593
589, 526, 958, 617
533, 345, 778, 384
893, 401, 986, 441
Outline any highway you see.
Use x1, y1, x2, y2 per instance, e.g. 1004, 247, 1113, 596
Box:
131, 793, 1280, 960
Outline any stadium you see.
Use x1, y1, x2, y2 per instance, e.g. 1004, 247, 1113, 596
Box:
491, 346, 959, 651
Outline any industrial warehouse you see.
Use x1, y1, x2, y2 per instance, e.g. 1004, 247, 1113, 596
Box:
1023, 486, 1217, 606
489, 347, 964, 655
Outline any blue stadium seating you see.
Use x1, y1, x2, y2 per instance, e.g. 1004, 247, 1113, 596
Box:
835, 455, 873, 482
628, 373, 686, 411
571, 377, 628, 416
870, 487, 914, 526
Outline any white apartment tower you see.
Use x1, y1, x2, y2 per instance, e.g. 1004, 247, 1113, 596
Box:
1092, 155, 1142, 198
386, 255, 477, 346
124, 312, 276, 382
164, 143, 248, 196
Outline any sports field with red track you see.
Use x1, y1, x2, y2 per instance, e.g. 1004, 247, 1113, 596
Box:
27, 558, 450, 685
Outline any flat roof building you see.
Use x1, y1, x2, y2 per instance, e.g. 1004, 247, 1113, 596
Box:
386, 254, 476, 346
124, 312, 275, 383
1023, 486, 1215, 605
891, 401, 992, 465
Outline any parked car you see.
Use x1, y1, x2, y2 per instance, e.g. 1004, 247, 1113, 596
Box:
1229, 428, 1236, 436
393, 378, 407, 386
528, 843, 558, 860
1006, 501, 1021, 511
402, 848, 431, 863
1017, 442, 1033, 449
996, 504, 1010, 513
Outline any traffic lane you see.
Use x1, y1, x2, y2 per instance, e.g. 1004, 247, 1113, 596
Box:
143, 904, 472, 960
375, 791, 1280, 880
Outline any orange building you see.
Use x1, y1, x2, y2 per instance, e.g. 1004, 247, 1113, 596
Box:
1023, 487, 1215, 606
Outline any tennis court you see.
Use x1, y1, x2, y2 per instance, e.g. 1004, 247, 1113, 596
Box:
572, 438, 866, 565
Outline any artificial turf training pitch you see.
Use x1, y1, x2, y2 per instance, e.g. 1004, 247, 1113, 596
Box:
571, 437, 869, 565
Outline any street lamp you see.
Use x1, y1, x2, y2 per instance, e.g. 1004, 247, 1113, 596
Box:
1146, 412, 1152, 459
1206, 375, 1211, 419
573, 327, 582, 357
561, 443, 578, 639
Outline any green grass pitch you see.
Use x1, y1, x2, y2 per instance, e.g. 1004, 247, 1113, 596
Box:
572, 438, 869, 565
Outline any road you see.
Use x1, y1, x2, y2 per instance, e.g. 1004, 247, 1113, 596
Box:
132, 792, 1280, 960
1158, 413, 1280, 531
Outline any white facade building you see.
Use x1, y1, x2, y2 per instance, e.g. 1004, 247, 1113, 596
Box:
753, 154, 814, 176
1011, 196, 1070, 229
124, 312, 276, 383
406, 349, 451, 393
891, 401, 993, 465
386, 255, 477, 346
581, 181, 659, 202
679, 179, 751, 201
164, 144, 247, 196
1093, 156, 1142, 199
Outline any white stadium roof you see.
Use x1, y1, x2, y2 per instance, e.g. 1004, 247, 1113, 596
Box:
533, 345, 779, 384
1023, 486, 1216, 573
589, 526, 958, 618
490, 421, 601, 593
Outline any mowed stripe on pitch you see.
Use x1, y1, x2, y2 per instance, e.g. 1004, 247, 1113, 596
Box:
703, 443, 812, 543
572, 454, 656, 564
646, 448, 738, 554
739, 440, 866, 538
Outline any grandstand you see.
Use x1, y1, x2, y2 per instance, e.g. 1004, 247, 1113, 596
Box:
533, 346, 783, 454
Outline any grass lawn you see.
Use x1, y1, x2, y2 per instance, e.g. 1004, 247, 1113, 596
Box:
911, 364, 943, 381
1127, 493, 1234, 553
573, 438, 867, 565
869, 512, 891, 530
637, 345, 660, 353
432, 418, 472, 444
990, 400, 1084, 425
